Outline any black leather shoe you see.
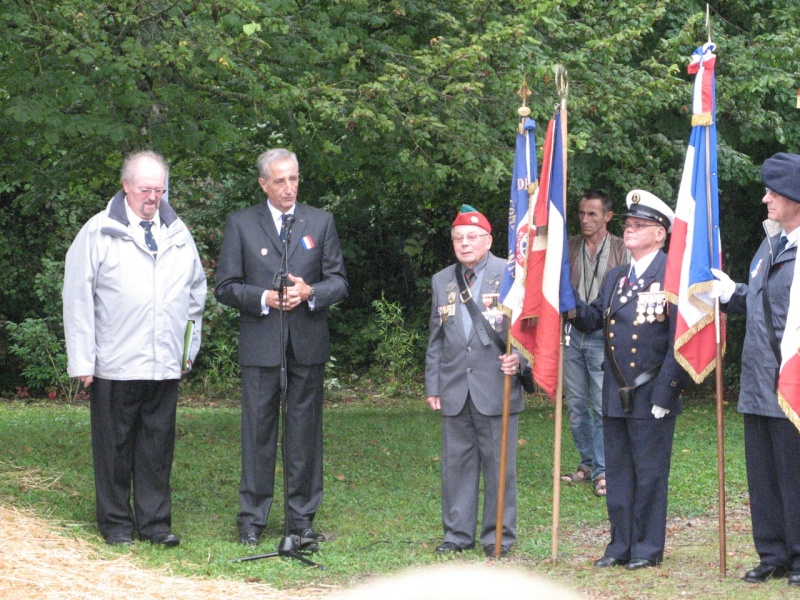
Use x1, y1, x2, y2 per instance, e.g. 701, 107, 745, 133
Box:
788, 572, 800, 586
106, 534, 133, 546
743, 563, 788, 583
483, 543, 509, 557
290, 528, 326, 543
594, 556, 628, 567
145, 532, 180, 547
435, 541, 475, 554
239, 531, 259, 546
626, 558, 657, 570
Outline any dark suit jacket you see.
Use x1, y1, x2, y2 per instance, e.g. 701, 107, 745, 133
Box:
215, 200, 348, 367
573, 251, 689, 418
425, 253, 526, 417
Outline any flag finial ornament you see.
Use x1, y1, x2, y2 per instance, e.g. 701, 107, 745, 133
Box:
517, 78, 532, 131
517, 78, 532, 109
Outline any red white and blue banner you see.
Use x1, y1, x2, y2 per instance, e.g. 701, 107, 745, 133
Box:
779, 254, 800, 432
503, 110, 574, 400
499, 116, 538, 359
664, 43, 724, 383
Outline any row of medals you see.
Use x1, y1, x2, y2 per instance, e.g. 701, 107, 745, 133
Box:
617, 277, 666, 324
438, 285, 504, 332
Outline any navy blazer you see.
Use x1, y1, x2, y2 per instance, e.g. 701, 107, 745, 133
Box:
573, 251, 689, 418
215, 200, 348, 367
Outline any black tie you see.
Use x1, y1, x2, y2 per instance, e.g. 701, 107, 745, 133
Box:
776, 235, 787, 257
465, 268, 476, 287
140, 221, 158, 254
280, 214, 288, 242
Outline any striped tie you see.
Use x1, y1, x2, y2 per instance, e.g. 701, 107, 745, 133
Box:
465, 268, 476, 287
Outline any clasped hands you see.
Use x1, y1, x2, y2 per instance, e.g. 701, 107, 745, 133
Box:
268, 274, 311, 311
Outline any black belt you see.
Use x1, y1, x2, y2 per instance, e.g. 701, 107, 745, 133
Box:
604, 314, 660, 412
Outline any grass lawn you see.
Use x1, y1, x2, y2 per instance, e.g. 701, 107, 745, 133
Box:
0, 387, 797, 598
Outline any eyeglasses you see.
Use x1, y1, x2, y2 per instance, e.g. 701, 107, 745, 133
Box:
137, 188, 166, 196
452, 233, 490, 243
622, 222, 659, 231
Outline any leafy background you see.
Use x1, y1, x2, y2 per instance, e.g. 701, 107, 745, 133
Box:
1, 0, 798, 393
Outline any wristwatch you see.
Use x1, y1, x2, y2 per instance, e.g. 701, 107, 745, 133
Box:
308, 287, 316, 302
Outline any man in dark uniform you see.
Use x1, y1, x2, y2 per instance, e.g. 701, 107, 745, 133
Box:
574, 189, 690, 570
710, 152, 800, 586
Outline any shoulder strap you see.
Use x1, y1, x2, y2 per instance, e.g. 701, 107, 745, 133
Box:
455, 263, 505, 354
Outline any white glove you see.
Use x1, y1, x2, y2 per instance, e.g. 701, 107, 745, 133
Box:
651, 405, 670, 419
709, 268, 735, 303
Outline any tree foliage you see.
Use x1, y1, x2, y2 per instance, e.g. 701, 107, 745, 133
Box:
1, 0, 798, 390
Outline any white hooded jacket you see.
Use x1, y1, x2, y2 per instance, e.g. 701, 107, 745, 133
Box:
63, 191, 207, 380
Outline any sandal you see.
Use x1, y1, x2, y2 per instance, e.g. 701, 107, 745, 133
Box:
561, 465, 592, 485
594, 476, 607, 497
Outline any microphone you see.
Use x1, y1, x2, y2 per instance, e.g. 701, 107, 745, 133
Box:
283, 214, 295, 241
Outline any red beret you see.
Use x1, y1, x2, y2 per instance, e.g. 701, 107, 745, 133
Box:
452, 204, 491, 233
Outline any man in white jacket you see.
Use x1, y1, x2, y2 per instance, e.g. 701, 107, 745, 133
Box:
62, 151, 207, 546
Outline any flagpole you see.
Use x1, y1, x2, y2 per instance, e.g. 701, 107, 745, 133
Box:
700, 6, 727, 575
551, 65, 569, 562
701, 5, 727, 575
494, 79, 535, 560
494, 339, 514, 559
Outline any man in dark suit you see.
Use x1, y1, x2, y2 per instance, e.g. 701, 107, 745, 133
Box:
425, 205, 529, 557
215, 148, 348, 547
574, 190, 690, 570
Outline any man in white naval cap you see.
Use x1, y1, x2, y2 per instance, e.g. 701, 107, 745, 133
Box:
573, 189, 691, 571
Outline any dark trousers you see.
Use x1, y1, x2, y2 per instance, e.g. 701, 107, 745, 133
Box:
90, 378, 178, 540
603, 415, 676, 563
237, 346, 325, 535
744, 413, 800, 570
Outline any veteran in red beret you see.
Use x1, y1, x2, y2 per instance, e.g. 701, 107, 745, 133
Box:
424, 205, 531, 557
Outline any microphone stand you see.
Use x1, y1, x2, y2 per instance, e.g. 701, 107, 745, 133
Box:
231, 215, 324, 570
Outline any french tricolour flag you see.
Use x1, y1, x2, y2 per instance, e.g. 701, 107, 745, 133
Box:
664, 43, 724, 383
779, 254, 800, 432
515, 110, 574, 400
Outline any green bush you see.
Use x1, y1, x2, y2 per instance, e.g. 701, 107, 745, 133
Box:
364, 294, 424, 396
6, 317, 82, 401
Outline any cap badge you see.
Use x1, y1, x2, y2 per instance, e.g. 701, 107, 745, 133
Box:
470, 216, 479, 224
631, 193, 640, 204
